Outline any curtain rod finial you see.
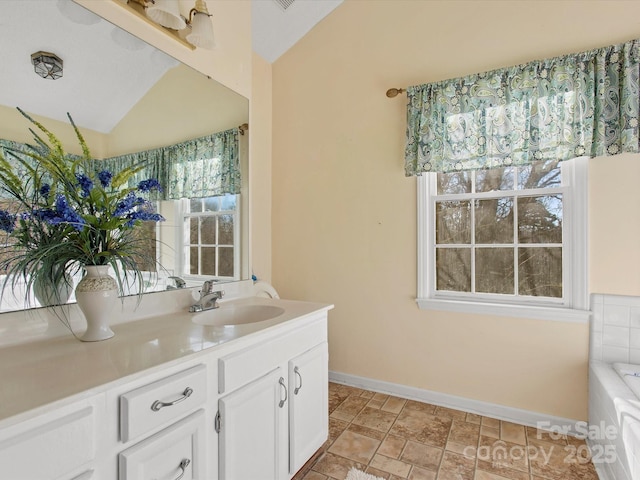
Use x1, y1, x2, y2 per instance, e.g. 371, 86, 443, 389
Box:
386, 88, 405, 98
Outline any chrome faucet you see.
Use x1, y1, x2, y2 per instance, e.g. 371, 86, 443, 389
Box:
189, 280, 224, 312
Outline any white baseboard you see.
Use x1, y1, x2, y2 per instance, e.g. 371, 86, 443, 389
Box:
329, 371, 584, 437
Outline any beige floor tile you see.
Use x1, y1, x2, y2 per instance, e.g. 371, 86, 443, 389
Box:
448, 419, 481, 447
378, 435, 407, 459
348, 423, 387, 441
481, 425, 500, 439
352, 406, 398, 433
476, 460, 530, 480
482, 417, 501, 429
309, 385, 599, 480
477, 435, 529, 473
382, 396, 407, 414
438, 451, 475, 480
434, 406, 468, 420
399, 440, 443, 470
328, 430, 381, 464
408, 465, 437, 480
525, 426, 567, 446
446, 440, 476, 458
302, 471, 329, 480
330, 396, 370, 422
466, 412, 482, 424
369, 454, 412, 478
389, 409, 452, 448
500, 421, 526, 445
403, 400, 437, 414
311, 452, 364, 480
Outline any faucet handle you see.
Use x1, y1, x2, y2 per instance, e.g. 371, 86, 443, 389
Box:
201, 279, 217, 294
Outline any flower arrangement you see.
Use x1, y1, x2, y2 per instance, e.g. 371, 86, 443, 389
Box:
0, 108, 165, 313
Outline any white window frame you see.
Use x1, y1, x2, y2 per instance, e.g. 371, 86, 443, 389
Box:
175, 195, 241, 282
417, 157, 589, 323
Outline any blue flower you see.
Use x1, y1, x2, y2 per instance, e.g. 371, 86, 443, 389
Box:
137, 179, 162, 192
49, 195, 86, 230
0, 210, 16, 233
125, 210, 165, 227
76, 174, 93, 197
98, 170, 113, 188
39, 184, 50, 197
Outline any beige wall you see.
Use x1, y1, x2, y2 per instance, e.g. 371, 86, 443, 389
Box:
271, 0, 640, 420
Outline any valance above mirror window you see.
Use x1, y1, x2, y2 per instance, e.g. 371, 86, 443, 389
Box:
404, 38, 640, 176
0, 127, 240, 200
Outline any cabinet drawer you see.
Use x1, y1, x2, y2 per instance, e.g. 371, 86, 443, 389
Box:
119, 409, 205, 480
0, 404, 95, 480
120, 364, 206, 443
219, 315, 327, 394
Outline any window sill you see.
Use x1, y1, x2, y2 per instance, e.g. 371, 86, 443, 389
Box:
416, 298, 590, 323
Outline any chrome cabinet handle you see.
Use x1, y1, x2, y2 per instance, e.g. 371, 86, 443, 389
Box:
294, 366, 303, 395
278, 377, 288, 408
174, 459, 191, 480
150, 387, 193, 412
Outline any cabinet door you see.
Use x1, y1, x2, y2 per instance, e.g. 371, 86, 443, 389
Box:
218, 368, 288, 480
288, 342, 328, 475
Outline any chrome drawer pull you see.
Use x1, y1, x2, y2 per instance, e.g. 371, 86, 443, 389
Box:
150, 387, 193, 412
294, 366, 303, 395
278, 377, 288, 408
175, 458, 191, 480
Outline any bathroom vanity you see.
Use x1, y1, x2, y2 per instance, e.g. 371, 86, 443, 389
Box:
0, 292, 332, 480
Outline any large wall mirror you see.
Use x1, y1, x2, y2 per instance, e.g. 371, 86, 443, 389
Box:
0, 0, 250, 313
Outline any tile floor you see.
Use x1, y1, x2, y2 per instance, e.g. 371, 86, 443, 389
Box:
295, 382, 599, 480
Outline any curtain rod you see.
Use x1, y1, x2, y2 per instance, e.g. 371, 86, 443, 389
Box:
386, 88, 405, 98
239, 123, 249, 135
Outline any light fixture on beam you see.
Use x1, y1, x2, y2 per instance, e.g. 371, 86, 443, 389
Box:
31, 51, 63, 80
126, 0, 215, 50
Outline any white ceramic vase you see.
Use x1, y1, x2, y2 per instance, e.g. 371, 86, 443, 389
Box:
75, 265, 118, 342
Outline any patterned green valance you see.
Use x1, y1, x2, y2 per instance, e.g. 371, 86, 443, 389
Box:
103, 128, 240, 199
405, 38, 640, 176
0, 128, 240, 200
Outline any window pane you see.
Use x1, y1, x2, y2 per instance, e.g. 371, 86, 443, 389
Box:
475, 198, 513, 244
190, 199, 203, 213
201, 217, 217, 244
436, 248, 471, 292
518, 247, 562, 297
219, 215, 234, 245
189, 217, 198, 244
437, 171, 471, 194
220, 194, 237, 211
436, 201, 471, 244
518, 195, 562, 244
189, 246, 198, 274
219, 247, 234, 277
475, 167, 514, 192
475, 247, 514, 294
204, 197, 219, 212
201, 247, 217, 275
517, 159, 561, 189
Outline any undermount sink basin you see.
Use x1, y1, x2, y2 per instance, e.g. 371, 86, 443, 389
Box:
191, 304, 285, 326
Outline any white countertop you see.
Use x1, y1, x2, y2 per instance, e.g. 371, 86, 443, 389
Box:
0, 296, 332, 425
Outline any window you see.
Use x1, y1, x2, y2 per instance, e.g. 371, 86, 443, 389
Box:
417, 158, 588, 322
178, 194, 239, 280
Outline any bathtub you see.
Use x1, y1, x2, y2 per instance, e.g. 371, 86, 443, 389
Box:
589, 361, 640, 480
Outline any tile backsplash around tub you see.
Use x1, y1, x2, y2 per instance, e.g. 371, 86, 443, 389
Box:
591, 294, 640, 364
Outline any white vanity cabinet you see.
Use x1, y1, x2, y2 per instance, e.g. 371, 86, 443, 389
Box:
0, 395, 102, 480
0, 298, 331, 480
216, 315, 328, 480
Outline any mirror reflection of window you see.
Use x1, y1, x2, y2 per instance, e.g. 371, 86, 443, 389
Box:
180, 194, 239, 280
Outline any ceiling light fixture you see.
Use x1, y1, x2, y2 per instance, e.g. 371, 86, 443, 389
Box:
31, 51, 63, 80
126, 0, 215, 50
